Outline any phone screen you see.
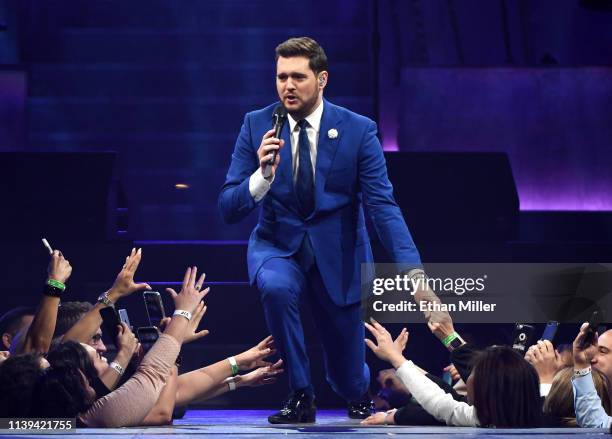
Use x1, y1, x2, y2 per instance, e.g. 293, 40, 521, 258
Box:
100, 307, 121, 345
143, 292, 165, 327
541, 321, 559, 342
137, 326, 160, 352
118, 309, 131, 328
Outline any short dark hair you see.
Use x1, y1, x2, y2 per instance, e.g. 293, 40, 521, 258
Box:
53, 301, 93, 338
471, 346, 542, 428
275, 37, 328, 74
0, 353, 45, 416
0, 307, 35, 336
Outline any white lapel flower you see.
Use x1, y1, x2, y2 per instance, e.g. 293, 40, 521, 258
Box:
327, 128, 338, 139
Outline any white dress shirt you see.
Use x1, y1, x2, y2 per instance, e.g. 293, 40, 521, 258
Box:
249, 101, 324, 202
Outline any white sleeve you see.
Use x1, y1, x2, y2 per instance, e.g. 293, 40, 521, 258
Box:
248, 168, 274, 202
395, 360, 479, 426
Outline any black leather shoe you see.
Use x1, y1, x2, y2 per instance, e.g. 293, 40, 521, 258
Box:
268, 391, 316, 424
347, 399, 375, 419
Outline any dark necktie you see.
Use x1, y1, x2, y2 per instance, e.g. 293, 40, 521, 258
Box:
295, 119, 315, 217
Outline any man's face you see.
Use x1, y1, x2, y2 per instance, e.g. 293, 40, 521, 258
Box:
89, 328, 107, 355
592, 330, 612, 381
276, 56, 326, 120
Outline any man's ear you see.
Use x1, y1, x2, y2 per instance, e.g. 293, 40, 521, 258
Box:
318, 71, 328, 88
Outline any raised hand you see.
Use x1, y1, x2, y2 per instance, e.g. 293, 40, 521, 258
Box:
443, 364, 461, 382
183, 301, 210, 343
47, 250, 72, 284
573, 322, 599, 370
109, 248, 151, 298
235, 359, 284, 387
235, 335, 276, 371
165, 266, 209, 314
115, 322, 140, 361
365, 319, 407, 368
257, 129, 284, 178
394, 327, 409, 353
524, 340, 564, 383
361, 409, 396, 425
427, 320, 457, 345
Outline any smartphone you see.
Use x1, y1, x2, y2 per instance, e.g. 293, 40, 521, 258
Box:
118, 309, 131, 329
143, 291, 166, 327
511, 323, 535, 353
100, 306, 121, 345
579, 310, 603, 349
136, 326, 160, 352
540, 321, 559, 342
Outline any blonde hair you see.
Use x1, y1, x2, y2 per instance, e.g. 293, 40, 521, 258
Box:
544, 367, 611, 427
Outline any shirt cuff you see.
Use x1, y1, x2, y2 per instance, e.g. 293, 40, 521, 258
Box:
249, 168, 273, 202
572, 371, 596, 393
539, 382, 552, 397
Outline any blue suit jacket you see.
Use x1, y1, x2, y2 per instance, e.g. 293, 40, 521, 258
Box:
219, 100, 420, 306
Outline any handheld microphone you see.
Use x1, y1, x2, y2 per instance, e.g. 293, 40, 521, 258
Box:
268, 104, 287, 166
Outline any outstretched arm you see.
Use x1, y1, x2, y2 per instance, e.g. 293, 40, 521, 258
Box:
358, 120, 420, 264
174, 335, 277, 406
18, 250, 72, 354
365, 319, 477, 427
62, 248, 151, 344
141, 366, 178, 426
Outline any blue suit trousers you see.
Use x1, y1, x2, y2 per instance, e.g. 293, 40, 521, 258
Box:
256, 246, 370, 401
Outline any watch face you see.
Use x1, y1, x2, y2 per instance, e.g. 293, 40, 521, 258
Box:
449, 337, 464, 349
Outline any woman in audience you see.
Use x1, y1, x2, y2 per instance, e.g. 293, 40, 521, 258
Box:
33, 266, 281, 427
32, 266, 206, 427
543, 366, 611, 426
364, 319, 543, 428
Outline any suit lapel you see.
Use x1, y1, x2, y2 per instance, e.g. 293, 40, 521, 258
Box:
315, 101, 343, 208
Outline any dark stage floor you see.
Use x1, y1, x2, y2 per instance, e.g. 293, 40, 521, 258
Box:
0, 409, 608, 438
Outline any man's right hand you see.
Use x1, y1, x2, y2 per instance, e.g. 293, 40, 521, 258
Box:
573, 322, 598, 370
258, 129, 284, 179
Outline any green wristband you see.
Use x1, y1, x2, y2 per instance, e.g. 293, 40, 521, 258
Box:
228, 356, 239, 376
442, 332, 459, 347
47, 278, 66, 291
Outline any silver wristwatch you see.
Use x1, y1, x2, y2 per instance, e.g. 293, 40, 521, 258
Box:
97, 292, 114, 307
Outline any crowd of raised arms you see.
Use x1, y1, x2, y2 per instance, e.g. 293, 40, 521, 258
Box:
0, 248, 282, 427
0, 248, 610, 429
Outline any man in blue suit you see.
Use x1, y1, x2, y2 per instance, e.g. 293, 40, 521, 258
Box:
219, 37, 420, 423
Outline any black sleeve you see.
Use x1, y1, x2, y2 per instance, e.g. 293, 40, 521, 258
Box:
449, 342, 479, 383
393, 401, 446, 426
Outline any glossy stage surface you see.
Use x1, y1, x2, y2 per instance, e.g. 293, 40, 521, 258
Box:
1, 409, 607, 438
